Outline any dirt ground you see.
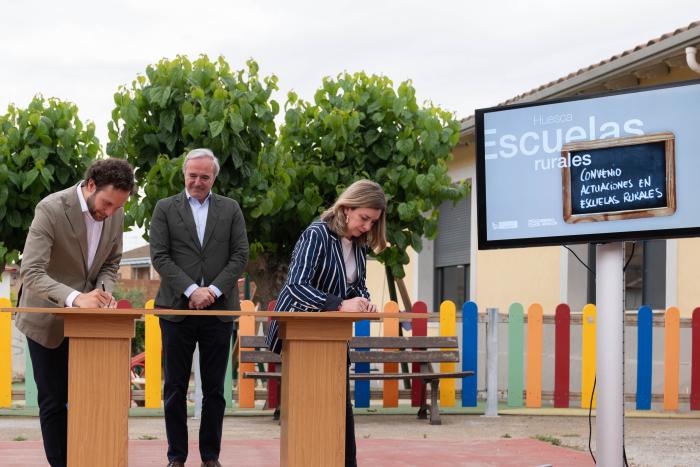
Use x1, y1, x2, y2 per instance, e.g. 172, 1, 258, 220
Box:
1, 414, 698, 466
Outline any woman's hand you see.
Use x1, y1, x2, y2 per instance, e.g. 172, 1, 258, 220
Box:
339, 297, 377, 312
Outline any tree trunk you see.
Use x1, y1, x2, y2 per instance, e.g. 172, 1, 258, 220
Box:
245, 254, 289, 310
385, 265, 398, 302
385, 265, 411, 389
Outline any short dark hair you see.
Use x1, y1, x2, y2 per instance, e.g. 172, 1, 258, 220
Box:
84, 158, 136, 194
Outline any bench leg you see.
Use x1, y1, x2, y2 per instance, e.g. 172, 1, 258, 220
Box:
417, 380, 429, 420
429, 379, 441, 425
273, 381, 281, 421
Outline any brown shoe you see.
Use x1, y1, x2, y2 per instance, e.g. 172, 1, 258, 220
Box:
167, 462, 185, 467
201, 461, 222, 467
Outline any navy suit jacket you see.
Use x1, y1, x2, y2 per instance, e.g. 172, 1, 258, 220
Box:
266, 221, 370, 353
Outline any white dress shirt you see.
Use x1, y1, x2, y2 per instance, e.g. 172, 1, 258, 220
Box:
65, 182, 104, 307
183, 190, 222, 299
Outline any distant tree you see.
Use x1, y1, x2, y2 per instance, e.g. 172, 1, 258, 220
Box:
278, 71, 468, 295
107, 55, 295, 304
0, 96, 100, 268
112, 285, 147, 354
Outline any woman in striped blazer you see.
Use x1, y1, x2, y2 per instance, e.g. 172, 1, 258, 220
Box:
266, 179, 387, 467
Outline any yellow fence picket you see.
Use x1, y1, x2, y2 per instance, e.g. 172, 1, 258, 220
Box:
581, 304, 596, 409
143, 299, 162, 408
440, 300, 456, 407
0, 298, 12, 408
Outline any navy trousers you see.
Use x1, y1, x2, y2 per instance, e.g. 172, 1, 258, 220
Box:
26, 337, 69, 467
345, 367, 357, 467
160, 316, 233, 463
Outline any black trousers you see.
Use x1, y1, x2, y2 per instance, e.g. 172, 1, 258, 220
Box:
160, 316, 233, 463
26, 337, 69, 467
345, 366, 357, 467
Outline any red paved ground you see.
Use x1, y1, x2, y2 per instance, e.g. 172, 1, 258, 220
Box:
0, 438, 593, 466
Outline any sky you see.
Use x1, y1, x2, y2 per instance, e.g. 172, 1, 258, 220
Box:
1, 0, 699, 250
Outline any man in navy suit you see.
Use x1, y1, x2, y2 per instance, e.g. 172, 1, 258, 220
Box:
149, 148, 249, 467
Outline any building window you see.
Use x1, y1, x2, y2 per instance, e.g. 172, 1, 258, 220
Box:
434, 189, 471, 312
585, 240, 665, 310
131, 266, 150, 280
435, 265, 469, 311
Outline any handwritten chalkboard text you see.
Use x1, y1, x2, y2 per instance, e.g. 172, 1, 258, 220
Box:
562, 133, 675, 223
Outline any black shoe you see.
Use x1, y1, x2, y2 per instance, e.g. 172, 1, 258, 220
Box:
167, 462, 185, 467
201, 460, 222, 467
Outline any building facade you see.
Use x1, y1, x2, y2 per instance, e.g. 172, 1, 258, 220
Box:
367, 21, 700, 316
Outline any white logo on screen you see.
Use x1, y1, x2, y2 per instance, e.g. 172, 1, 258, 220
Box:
491, 220, 518, 230
484, 116, 644, 160
528, 218, 558, 228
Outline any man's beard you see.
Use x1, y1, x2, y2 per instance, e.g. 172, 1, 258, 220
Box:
86, 192, 104, 221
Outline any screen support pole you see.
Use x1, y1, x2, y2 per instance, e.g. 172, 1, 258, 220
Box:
596, 242, 624, 466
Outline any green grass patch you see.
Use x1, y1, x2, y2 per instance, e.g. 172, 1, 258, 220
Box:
532, 434, 561, 446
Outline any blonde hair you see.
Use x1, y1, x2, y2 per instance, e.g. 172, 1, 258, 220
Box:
320, 180, 387, 252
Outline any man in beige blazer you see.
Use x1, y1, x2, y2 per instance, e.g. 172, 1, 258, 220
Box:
16, 158, 135, 467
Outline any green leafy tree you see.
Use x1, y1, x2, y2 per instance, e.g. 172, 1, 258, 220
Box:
279, 71, 468, 290
107, 55, 294, 304
0, 96, 100, 268
107, 56, 288, 235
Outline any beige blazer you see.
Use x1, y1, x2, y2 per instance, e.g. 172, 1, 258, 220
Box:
16, 184, 124, 348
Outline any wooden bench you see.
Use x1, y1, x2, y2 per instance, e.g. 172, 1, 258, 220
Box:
240, 335, 473, 425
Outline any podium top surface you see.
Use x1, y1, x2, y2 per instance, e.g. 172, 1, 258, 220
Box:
4, 307, 428, 320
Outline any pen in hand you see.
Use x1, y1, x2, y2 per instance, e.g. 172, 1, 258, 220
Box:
101, 281, 113, 308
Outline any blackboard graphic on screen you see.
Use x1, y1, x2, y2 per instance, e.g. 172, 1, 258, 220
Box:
562, 132, 676, 223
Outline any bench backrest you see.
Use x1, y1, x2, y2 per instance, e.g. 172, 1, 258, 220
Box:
240, 336, 269, 348
239, 335, 460, 365
349, 336, 457, 349
239, 336, 280, 364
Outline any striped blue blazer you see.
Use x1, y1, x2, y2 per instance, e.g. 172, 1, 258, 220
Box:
266, 221, 370, 353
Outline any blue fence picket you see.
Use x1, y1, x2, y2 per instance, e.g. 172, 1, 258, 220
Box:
462, 301, 478, 407
354, 319, 371, 408
636, 305, 653, 410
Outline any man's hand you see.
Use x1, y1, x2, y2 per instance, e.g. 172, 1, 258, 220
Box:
189, 287, 216, 310
339, 297, 376, 312
74, 289, 114, 308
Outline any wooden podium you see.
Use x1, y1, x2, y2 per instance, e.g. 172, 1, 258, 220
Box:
8, 308, 141, 466
15, 309, 141, 466
274, 312, 378, 467
9, 308, 384, 467
63, 311, 136, 466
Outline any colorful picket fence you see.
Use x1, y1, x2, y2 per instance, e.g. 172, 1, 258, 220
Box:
3, 299, 700, 412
